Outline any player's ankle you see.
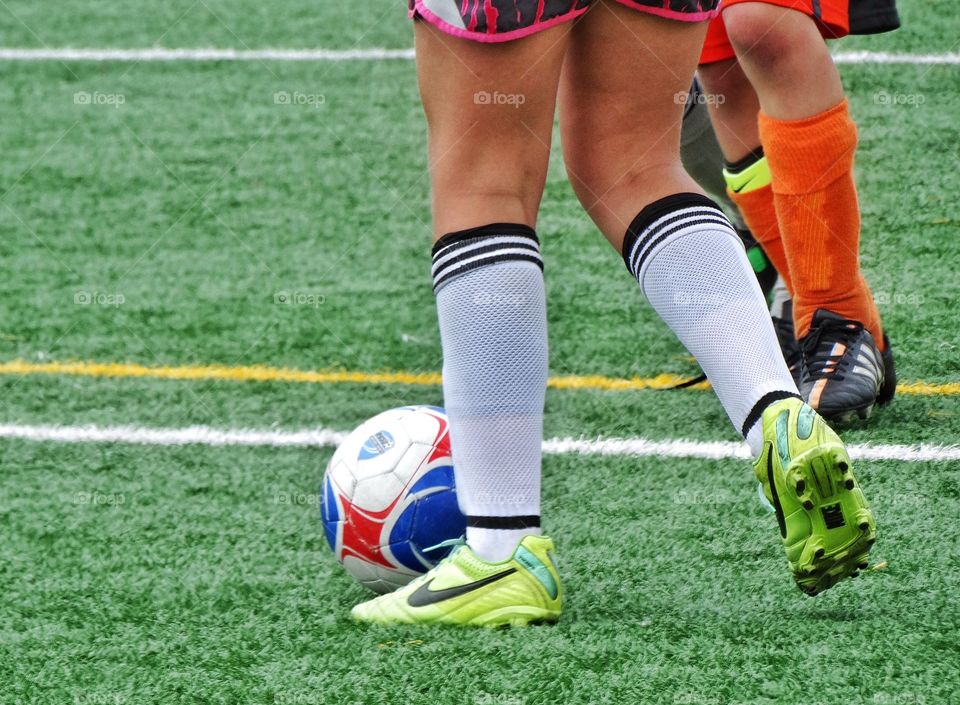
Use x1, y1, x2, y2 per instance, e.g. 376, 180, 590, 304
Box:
467, 520, 541, 562
742, 390, 803, 457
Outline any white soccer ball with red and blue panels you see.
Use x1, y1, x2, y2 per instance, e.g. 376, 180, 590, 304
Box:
320, 406, 466, 593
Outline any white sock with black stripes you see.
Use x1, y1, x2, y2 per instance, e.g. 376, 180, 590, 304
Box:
432, 223, 545, 562
622, 193, 800, 457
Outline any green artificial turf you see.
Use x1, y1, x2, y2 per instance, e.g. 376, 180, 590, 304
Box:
0, 59, 957, 383
1, 2, 959, 704
2, 441, 958, 704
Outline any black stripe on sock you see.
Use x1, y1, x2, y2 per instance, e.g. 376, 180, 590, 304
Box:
433, 239, 541, 279
621, 192, 722, 267
431, 223, 542, 292
432, 222, 537, 258
467, 515, 541, 530
433, 252, 543, 292
724, 145, 765, 174
434, 239, 539, 266
629, 214, 734, 278
741, 390, 802, 438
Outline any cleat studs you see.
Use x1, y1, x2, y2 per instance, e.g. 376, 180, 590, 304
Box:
814, 548, 826, 560
803, 500, 815, 510
850, 571, 860, 578
867, 538, 876, 546
839, 461, 849, 473
859, 521, 870, 531
795, 480, 806, 495
858, 562, 869, 570
845, 478, 855, 490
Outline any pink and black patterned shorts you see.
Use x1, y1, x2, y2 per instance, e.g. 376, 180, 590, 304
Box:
409, 0, 720, 43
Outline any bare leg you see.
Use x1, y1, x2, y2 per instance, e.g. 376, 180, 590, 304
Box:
414, 22, 570, 561
698, 56, 793, 294
717, 2, 886, 358
560, 0, 799, 455
558, 3, 708, 250
697, 57, 762, 162
722, 3, 844, 120
415, 21, 569, 238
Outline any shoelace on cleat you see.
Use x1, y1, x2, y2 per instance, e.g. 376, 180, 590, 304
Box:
801, 318, 865, 384
395, 541, 466, 594
423, 537, 466, 554
419, 537, 467, 569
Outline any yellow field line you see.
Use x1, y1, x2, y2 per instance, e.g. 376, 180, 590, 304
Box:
0, 359, 444, 386
0, 358, 957, 396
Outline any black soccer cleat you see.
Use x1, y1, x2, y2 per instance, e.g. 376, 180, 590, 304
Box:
799, 309, 886, 423
877, 334, 897, 406
771, 299, 803, 387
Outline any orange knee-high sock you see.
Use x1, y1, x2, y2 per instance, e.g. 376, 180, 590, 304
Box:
759, 100, 884, 349
728, 183, 793, 296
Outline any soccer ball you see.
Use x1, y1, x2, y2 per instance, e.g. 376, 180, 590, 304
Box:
320, 405, 466, 593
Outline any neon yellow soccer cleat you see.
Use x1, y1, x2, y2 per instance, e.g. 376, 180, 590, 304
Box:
351, 535, 562, 627
754, 397, 877, 596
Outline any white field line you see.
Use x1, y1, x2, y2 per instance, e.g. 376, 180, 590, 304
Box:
2, 422, 959, 463
0, 47, 956, 65
0, 47, 416, 62
0, 423, 349, 448
832, 51, 960, 65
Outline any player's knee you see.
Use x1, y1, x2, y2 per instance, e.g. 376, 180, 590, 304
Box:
723, 6, 807, 72
439, 165, 544, 220
566, 154, 682, 232
431, 131, 548, 212
566, 133, 674, 198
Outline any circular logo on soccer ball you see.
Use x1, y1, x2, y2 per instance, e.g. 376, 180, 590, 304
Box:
358, 430, 394, 460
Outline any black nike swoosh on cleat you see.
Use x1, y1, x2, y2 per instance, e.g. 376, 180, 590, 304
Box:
767, 452, 787, 539
406, 568, 517, 608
